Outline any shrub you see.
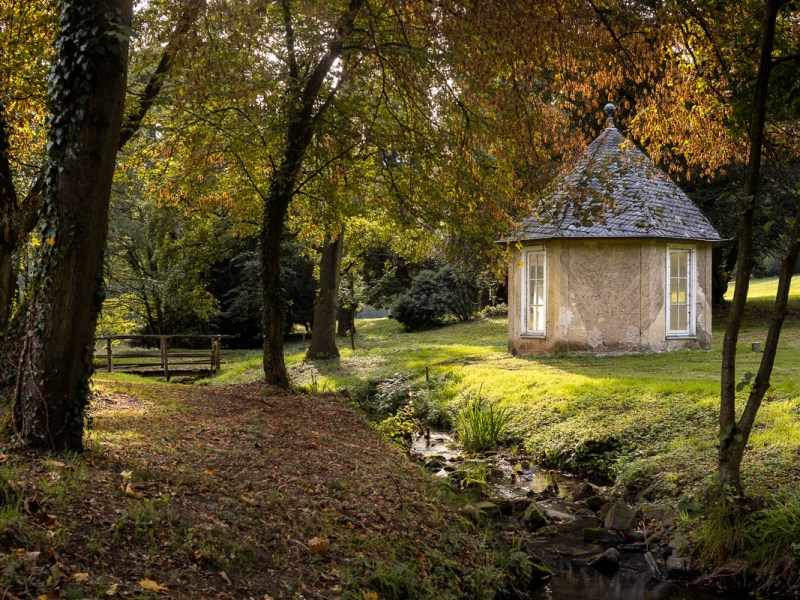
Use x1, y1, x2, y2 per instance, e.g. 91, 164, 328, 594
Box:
480, 303, 508, 318
743, 496, 800, 588
350, 371, 451, 432
392, 266, 479, 330
374, 372, 417, 414
454, 391, 511, 453
392, 270, 447, 330
376, 402, 420, 449
435, 265, 479, 322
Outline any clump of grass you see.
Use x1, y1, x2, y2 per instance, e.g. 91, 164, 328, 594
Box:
691, 492, 800, 594
743, 496, 800, 589
454, 390, 510, 453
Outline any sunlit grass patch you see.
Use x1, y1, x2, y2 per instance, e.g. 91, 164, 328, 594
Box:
727, 274, 800, 301
203, 350, 262, 385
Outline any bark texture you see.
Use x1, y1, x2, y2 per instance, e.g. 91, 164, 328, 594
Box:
306, 230, 344, 359
13, 0, 132, 450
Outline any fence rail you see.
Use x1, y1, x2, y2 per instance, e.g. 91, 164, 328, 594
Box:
94, 334, 236, 380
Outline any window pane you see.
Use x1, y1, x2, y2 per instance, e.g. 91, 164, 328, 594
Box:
668, 249, 692, 334
670, 305, 680, 329
525, 251, 545, 333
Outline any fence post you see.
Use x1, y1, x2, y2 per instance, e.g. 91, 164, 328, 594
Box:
106, 338, 113, 373
215, 337, 221, 372
160, 337, 170, 381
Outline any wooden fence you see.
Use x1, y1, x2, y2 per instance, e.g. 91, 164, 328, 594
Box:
94, 334, 235, 380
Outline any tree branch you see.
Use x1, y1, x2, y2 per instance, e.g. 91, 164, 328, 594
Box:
119, 0, 206, 147
281, 0, 299, 81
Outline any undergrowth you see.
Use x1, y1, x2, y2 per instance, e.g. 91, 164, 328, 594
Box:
454, 390, 511, 453
683, 490, 800, 595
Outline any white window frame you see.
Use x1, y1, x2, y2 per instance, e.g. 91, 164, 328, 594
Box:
521, 247, 546, 337
666, 245, 696, 338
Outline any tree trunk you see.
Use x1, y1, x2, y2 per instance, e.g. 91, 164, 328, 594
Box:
261, 195, 290, 386
306, 229, 344, 359
0, 106, 20, 334
13, 0, 131, 451
259, 0, 365, 385
718, 0, 780, 494
0, 246, 13, 332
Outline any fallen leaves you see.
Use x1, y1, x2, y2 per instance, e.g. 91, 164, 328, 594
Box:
122, 482, 140, 498
307, 537, 330, 555
44, 459, 74, 471
239, 493, 258, 505
138, 578, 170, 592
0, 383, 504, 600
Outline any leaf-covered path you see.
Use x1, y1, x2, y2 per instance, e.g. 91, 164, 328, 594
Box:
1, 381, 507, 599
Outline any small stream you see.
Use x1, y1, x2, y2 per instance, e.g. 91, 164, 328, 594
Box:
411, 432, 744, 600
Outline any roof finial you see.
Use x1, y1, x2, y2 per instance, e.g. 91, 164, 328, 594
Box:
604, 103, 617, 128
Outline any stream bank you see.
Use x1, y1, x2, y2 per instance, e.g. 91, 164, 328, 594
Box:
411, 432, 745, 600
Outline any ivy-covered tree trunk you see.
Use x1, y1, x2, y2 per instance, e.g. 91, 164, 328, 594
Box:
306, 229, 344, 359
13, 0, 131, 451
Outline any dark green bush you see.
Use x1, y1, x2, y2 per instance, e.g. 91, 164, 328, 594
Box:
392, 270, 448, 330
435, 265, 479, 322
392, 266, 478, 330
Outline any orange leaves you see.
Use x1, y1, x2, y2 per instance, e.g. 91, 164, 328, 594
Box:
307, 537, 330, 555
138, 578, 170, 592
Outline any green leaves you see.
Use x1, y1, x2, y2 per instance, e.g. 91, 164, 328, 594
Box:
736, 371, 755, 392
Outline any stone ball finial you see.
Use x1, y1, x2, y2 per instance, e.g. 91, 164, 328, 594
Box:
604, 103, 617, 127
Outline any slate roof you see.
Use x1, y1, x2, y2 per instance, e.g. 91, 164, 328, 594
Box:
505, 126, 723, 243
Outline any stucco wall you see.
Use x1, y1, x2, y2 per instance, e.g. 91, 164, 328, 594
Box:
508, 239, 713, 355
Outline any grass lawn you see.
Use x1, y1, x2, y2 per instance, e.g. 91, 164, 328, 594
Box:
203, 276, 800, 505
